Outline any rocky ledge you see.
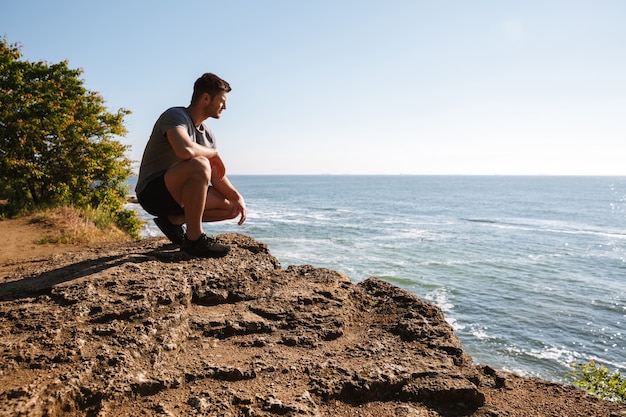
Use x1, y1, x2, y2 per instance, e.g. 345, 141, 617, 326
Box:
0, 234, 624, 417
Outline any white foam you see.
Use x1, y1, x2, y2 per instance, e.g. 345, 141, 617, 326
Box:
529, 346, 582, 364
424, 287, 454, 312
471, 327, 491, 340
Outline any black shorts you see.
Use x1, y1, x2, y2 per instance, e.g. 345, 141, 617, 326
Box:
137, 173, 184, 218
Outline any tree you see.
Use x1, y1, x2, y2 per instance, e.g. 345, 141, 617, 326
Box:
0, 37, 139, 237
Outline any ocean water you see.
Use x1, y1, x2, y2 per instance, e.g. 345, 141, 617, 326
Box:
128, 175, 626, 383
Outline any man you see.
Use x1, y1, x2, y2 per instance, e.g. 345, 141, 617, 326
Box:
135, 73, 246, 257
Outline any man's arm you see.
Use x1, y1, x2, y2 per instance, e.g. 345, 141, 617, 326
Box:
166, 127, 225, 179
212, 173, 247, 225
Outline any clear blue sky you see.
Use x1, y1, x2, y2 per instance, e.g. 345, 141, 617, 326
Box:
2, 1, 625, 175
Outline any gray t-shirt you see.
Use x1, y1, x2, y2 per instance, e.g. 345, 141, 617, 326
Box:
135, 107, 217, 194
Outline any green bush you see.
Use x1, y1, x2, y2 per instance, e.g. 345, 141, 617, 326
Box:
113, 207, 142, 241
568, 361, 626, 403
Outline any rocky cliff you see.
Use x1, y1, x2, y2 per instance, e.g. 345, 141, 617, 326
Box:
0, 234, 624, 417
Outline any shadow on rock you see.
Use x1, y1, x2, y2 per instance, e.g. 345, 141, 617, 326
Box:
0, 244, 180, 301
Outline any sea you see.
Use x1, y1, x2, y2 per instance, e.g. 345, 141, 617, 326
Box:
127, 175, 626, 383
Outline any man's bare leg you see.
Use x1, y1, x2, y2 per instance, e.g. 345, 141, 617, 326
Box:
201, 188, 239, 222
164, 157, 211, 241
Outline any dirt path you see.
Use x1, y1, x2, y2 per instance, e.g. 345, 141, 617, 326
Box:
0, 216, 79, 264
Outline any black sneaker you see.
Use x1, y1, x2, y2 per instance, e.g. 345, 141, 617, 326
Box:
181, 234, 231, 258
154, 217, 185, 245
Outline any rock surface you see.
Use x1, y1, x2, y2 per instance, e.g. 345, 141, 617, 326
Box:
0, 233, 624, 417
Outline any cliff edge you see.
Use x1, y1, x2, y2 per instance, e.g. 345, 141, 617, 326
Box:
0, 234, 624, 416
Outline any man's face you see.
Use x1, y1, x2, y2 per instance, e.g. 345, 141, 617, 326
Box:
206, 91, 227, 119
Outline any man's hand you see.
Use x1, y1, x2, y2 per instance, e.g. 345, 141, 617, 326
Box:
235, 196, 247, 225
210, 174, 246, 225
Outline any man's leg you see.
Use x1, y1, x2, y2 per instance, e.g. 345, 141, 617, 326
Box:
164, 157, 211, 241
163, 156, 232, 258
202, 188, 239, 222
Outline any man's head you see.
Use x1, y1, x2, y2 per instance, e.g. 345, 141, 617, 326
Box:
191, 73, 231, 104
191, 73, 231, 119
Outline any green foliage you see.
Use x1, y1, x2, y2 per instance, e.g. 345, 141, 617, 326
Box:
0, 37, 140, 238
568, 361, 626, 403
113, 207, 142, 241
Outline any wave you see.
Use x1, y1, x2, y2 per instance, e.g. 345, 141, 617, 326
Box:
463, 217, 626, 240
463, 218, 498, 224
424, 287, 454, 313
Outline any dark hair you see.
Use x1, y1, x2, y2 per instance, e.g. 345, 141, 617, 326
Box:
191, 73, 232, 103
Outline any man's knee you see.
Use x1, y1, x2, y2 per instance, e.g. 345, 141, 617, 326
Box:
187, 156, 212, 182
